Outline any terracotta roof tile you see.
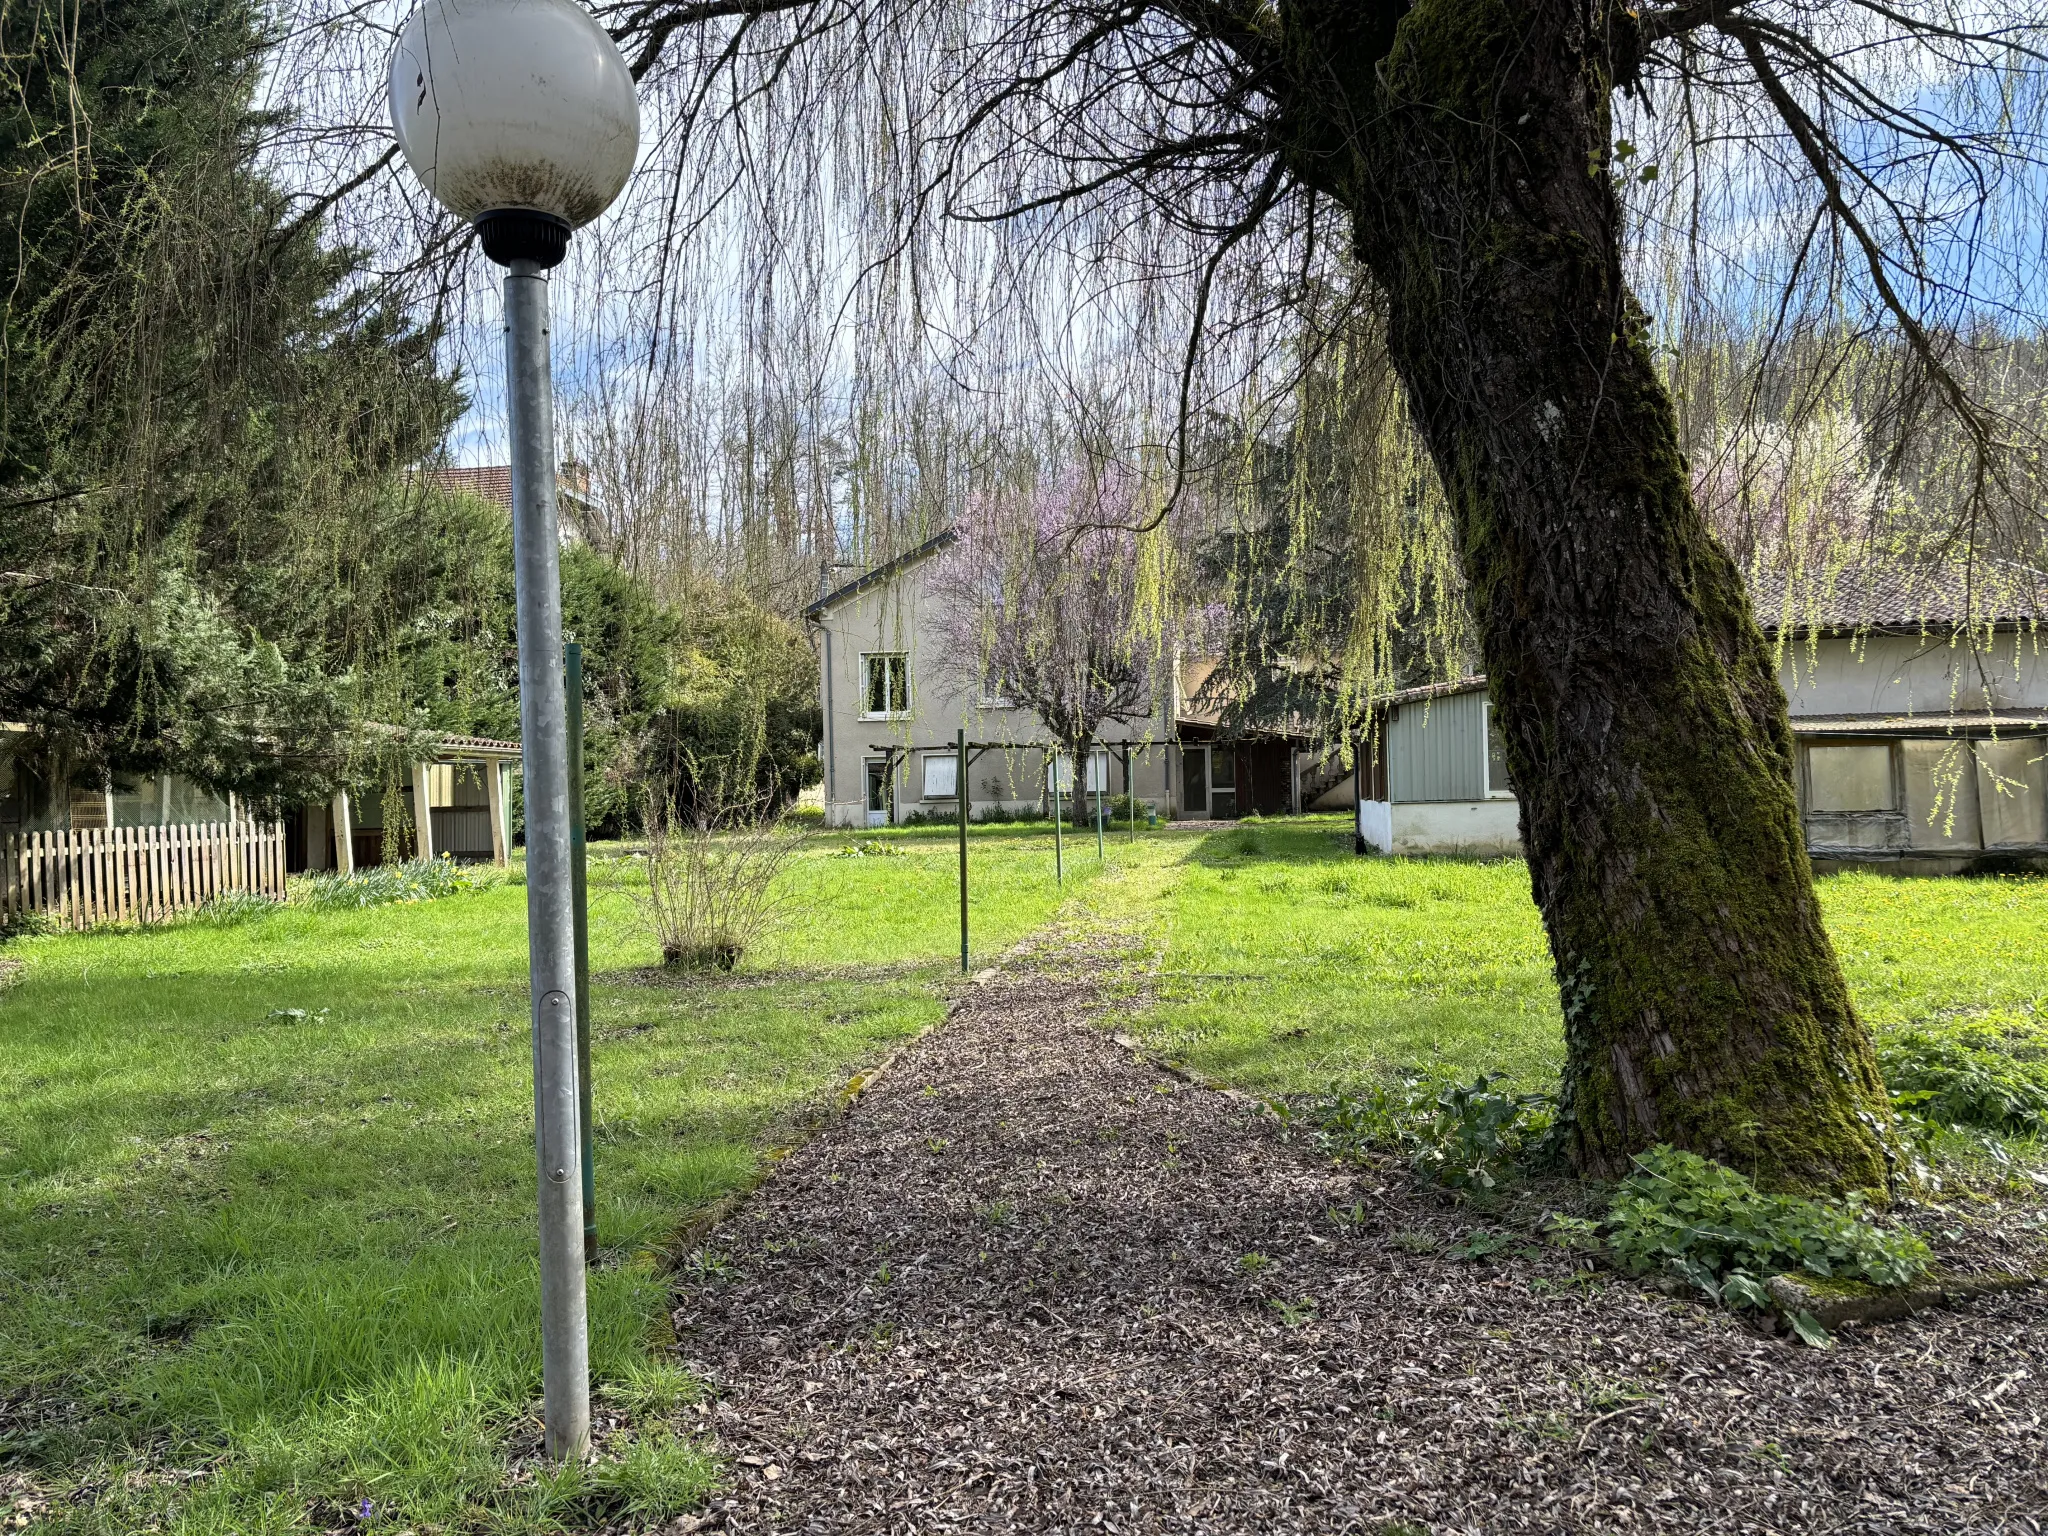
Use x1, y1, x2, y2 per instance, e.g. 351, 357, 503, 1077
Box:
426, 464, 515, 508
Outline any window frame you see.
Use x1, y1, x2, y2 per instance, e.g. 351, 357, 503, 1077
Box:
1802, 738, 1901, 815
977, 670, 1015, 710
860, 652, 912, 720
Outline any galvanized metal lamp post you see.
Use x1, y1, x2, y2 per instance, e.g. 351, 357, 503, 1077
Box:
388, 0, 639, 1463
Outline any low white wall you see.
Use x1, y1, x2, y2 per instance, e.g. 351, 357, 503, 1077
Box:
1358, 799, 1393, 853
1389, 799, 1523, 856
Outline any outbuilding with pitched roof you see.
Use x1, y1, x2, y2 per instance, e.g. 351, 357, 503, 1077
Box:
1357, 563, 2048, 871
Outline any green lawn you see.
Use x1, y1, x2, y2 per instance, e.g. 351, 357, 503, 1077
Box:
5, 814, 2042, 1532
1117, 816, 2048, 1097
0, 824, 1100, 1534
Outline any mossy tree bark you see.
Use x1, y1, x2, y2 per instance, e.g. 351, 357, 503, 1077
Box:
1267, 0, 1891, 1190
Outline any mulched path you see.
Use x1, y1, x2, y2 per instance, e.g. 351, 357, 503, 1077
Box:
667, 926, 2048, 1535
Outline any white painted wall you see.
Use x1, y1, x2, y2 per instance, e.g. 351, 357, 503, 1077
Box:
1388, 799, 1523, 856
810, 551, 1175, 828
1778, 631, 2048, 717
1358, 799, 1393, 853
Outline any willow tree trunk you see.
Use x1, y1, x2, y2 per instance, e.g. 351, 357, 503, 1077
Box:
1273, 0, 1890, 1189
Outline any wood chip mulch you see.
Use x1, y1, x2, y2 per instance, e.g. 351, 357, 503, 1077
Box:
667, 930, 2048, 1535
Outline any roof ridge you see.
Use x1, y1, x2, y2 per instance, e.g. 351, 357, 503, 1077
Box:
802, 527, 960, 618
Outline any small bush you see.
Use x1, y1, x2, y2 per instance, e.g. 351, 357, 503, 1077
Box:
1058, 793, 1150, 827
960, 797, 1158, 826
971, 804, 1041, 824
643, 770, 809, 973
896, 807, 956, 827
0, 909, 55, 942
293, 857, 498, 911
1603, 1145, 1930, 1309
1280, 1071, 1557, 1192
1878, 1011, 2048, 1137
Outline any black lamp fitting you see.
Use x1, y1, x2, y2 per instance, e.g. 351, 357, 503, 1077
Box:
475, 209, 571, 269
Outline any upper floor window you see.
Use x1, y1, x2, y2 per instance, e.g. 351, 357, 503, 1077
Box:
863, 653, 911, 718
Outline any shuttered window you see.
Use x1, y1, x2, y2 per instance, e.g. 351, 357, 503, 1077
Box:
1807, 743, 1897, 813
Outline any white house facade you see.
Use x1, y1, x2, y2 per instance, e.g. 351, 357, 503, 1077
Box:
803, 532, 1181, 828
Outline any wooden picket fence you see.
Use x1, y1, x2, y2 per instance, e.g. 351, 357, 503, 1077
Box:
1, 821, 287, 930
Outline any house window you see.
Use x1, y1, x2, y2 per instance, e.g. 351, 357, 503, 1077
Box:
1807, 742, 1897, 813
1085, 749, 1109, 793
862, 653, 911, 717
921, 752, 958, 800
1484, 703, 1516, 798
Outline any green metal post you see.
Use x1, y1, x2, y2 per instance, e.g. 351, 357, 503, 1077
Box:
957, 727, 969, 973
566, 642, 595, 1266
1052, 750, 1063, 884
1094, 752, 1104, 860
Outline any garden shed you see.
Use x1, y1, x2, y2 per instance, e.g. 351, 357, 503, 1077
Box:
0, 725, 521, 927
1357, 564, 2048, 870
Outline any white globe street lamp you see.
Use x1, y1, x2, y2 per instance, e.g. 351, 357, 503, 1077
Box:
389, 0, 639, 1463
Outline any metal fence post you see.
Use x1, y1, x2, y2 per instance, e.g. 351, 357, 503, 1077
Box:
1094, 749, 1104, 860
1052, 750, 1064, 884
958, 726, 969, 973
1127, 746, 1137, 841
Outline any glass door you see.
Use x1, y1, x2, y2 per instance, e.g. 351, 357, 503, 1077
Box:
1210, 746, 1238, 819
1183, 747, 1208, 819
865, 760, 891, 828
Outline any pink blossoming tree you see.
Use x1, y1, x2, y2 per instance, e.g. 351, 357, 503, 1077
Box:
929, 469, 1179, 791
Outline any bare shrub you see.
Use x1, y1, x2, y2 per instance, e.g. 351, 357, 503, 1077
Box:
641, 741, 810, 973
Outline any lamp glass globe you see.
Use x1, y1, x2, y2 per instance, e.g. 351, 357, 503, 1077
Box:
389, 0, 639, 229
